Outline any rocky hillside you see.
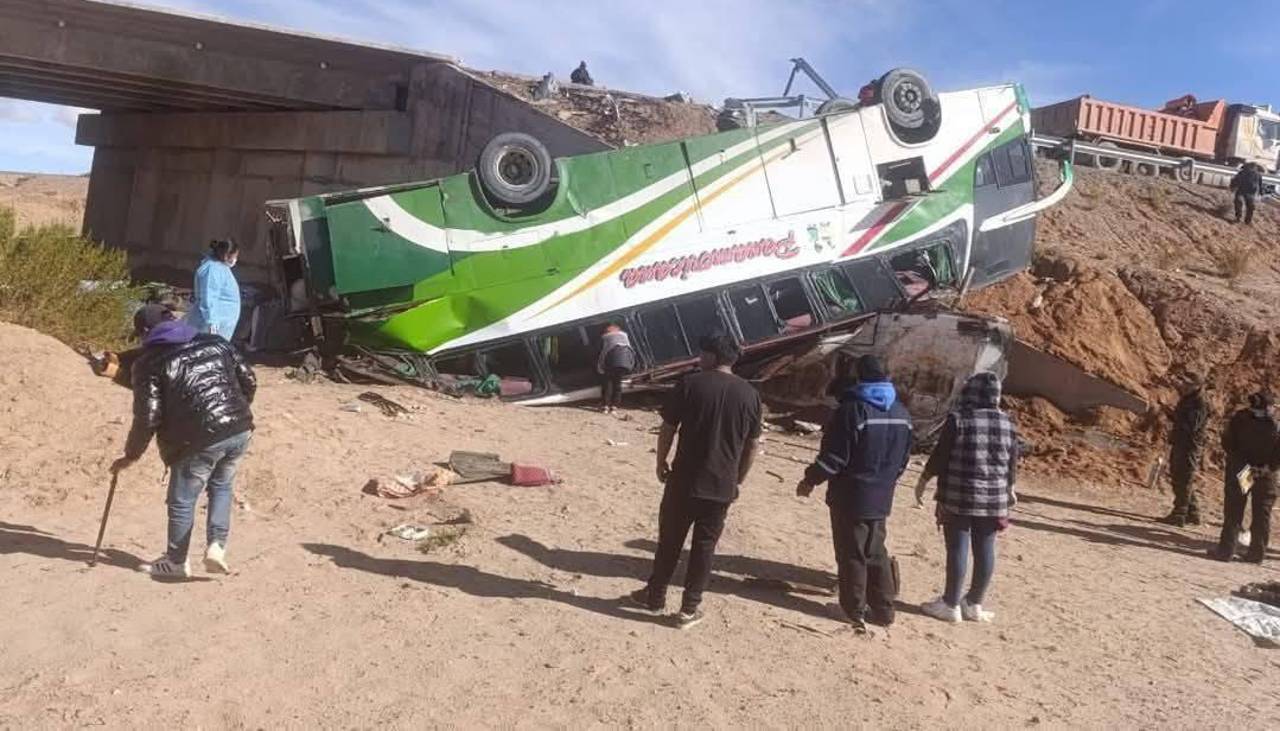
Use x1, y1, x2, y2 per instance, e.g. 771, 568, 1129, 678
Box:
966, 160, 1279, 488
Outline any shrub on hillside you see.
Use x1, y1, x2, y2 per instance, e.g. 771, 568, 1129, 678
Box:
0, 207, 143, 350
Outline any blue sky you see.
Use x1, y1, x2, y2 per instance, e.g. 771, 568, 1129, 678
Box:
1, 0, 1276, 174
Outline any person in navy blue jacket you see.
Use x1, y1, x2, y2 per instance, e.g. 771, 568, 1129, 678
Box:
797, 355, 913, 632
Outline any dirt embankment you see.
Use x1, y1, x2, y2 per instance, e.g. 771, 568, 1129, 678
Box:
469, 68, 719, 147
0, 172, 87, 229
966, 161, 1279, 488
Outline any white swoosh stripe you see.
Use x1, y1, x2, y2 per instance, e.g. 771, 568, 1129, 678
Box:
361, 118, 832, 255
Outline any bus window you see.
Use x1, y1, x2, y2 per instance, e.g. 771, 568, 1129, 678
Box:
478, 342, 541, 398
640, 305, 689, 364
727, 284, 779, 343
766, 278, 815, 334
433, 352, 481, 377
995, 139, 1031, 187
889, 242, 956, 299
841, 258, 904, 311
974, 153, 996, 188
676, 295, 729, 346
536, 324, 605, 390
811, 268, 863, 319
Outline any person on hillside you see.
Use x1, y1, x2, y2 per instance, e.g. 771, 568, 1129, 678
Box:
597, 323, 636, 414
1160, 379, 1210, 526
1210, 391, 1278, 563
570, 61, 593, 86
1230, 162, 1263, 225
187, 238, 242, 341
111, 304, 256, 578
916, 372, 1019, 624
796, 355, 913, 633
630, 334, 762, 629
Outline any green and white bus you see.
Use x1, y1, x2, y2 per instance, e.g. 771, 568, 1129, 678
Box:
268, 69, 1071, 402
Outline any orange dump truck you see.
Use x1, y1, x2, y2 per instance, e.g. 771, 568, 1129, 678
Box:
1032, 94, 1224, 159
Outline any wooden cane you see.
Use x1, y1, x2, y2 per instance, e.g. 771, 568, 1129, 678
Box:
89, 471, 120, 567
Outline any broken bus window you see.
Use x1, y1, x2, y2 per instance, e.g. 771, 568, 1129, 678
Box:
676, 295, 730, 347
640, 304, 689, 364
841, 258, 904, 311
811, 268, 864, 319
766, 277, 815, 334
727, 284, 779, 343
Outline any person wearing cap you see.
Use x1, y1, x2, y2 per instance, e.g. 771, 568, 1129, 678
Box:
796, 355, 913, 633
630, 333, 762, 629
1210, 390, 1278, 563
110, 303, 256, 578
1160, 379, 1211, 527
916, 372, 1019, 624
187, 239, 242, 340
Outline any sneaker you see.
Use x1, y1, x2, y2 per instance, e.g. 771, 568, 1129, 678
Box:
1156, 513, 1187, 527
141, 556, 190, 578
675, 608, 705, 630
204, 543, 229, 574
921, 598, 961, 623
627, 588, 664, 614
961, 598, 994, 623
1206, 547, 1234, 562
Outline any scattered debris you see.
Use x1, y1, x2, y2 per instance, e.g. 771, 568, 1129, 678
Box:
418, 525, 468, 553
358, 391, 410, 418
447, 450, 560, 487
605, 439, 629, 447
1198, 596, 1280, 647
765, 470, 786, 482
338, 401, 362, 413
386, 524, 432, 541
534, 72, 559, 100
1236, 581, 1280, 609
363, 467, 455, 499
790, 420, 822, 435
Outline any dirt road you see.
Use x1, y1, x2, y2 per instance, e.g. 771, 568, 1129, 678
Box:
1, 323, 1276, 728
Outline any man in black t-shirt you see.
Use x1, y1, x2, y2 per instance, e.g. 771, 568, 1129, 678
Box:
630, 334, 762, 629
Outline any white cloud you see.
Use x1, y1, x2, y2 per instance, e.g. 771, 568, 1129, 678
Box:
0, 99, 44, 124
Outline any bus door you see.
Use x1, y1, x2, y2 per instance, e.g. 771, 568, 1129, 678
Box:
970, 137, 1036, 288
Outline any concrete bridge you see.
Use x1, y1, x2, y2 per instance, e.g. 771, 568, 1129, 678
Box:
0, 0, 610, 284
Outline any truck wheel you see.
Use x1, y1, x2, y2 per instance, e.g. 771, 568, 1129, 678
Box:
879, 68, 936, 131
477, 132, 555, 207
816, 97, 858, 116
1096, 141, 1120, 170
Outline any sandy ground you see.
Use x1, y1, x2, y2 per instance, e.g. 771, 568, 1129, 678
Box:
2, 322, 1278, 728
0, 172, 86, 230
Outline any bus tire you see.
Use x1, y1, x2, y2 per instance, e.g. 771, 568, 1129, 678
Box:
879, 68, 936, 131
477, 132, 555, 207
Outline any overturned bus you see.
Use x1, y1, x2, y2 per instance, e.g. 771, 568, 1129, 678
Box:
266, 69, 1072, 404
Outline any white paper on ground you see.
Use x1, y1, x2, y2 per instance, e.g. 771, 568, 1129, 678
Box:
1198, 596, 1280, 647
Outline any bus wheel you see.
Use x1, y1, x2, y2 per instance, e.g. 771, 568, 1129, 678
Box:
879, 69, 936, 130
478, 132, 555, 207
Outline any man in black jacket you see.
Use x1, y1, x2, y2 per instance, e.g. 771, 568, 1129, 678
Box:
1230, 162, 1263, 225
797, 355, 913, 632
111, 305, 256, 578
1210, 391, 1278, 562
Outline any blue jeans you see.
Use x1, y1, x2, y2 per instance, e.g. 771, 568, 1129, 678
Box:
165, 431, 252, 562
943, 515, 999, 607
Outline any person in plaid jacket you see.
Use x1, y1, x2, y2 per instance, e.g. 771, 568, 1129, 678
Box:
915, 372, 1019, 624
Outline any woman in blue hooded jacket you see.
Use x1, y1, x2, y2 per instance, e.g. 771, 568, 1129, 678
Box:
188, 239, 241, 340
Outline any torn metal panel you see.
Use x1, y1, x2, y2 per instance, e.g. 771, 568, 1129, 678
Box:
757, 311, 1012, 443
1004, 340, 1148, 415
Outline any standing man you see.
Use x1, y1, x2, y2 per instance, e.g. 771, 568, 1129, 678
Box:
1210, 391, 1278, 563
1230, 162, 1263, 226
111, 304, 256, 577
796, 355, 913, 632
630, 334, 761, 629
1160, 378, 1210, 527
